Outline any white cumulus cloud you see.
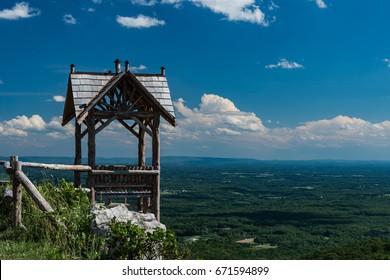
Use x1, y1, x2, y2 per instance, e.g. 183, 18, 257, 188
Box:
294, 115, 390, 147
314, 0, 327, 9
172, 94, 266, 140
53, 95, 65, 102
0, 2, 41, 20
191, 0, 268, 26
116, 14, 165, 28
383, 58, 390, 68
130, 64, 147, 72
265, 59, 304, 69
5, 115, 46, 131
63, 14, 77, 25
162, 94, 390, 158
130, 0, 269, 25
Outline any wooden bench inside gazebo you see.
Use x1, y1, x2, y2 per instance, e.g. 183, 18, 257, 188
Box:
62, 59, 176, 221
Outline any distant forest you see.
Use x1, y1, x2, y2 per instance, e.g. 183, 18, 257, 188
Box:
1, 157, 390, 259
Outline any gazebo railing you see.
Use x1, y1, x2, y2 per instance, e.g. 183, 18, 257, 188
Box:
90, 165, 159, 213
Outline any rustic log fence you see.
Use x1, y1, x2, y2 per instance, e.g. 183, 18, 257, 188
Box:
1, 156, 91, 228
0, 156, 161, 227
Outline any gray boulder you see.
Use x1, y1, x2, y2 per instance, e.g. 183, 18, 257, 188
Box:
91, 204, 166, 236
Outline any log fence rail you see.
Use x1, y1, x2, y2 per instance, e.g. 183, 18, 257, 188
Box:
1, 156, 159, 228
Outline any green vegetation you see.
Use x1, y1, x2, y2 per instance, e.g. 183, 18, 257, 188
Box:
1, 157, 390, 259
159, 159, 390, 259
103, 219, 181, 260
0, 179, 180, 260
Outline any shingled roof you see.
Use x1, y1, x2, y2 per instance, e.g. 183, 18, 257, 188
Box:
62, 63, 176, 127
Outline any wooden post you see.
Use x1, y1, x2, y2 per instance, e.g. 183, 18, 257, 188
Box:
152, 113, 160, 221
137, 121, 146, 210
86, 112, 96, 204
138, 127, 146, 166
14, 170, 65, 229
74, 122, 82, 188
11, 156, 23, 228
15, 170, 54, 213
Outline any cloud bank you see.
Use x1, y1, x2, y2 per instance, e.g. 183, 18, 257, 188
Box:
2, 94, 390, 159
165, 94, 390, 154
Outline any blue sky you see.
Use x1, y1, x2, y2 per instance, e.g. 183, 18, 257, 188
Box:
1, 0, 390, 160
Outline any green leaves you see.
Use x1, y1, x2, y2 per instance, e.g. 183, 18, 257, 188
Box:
103, 219, 180, 260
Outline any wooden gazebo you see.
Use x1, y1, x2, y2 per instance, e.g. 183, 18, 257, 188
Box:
62, 59, 176, 220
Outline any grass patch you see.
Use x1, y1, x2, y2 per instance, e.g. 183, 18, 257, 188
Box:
0, 179, 182, 260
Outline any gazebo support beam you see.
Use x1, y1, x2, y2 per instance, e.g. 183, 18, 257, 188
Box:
152, 112, 160, 221
138, 126, 146, 166
86, 111, 96, 203
74, 122, 82, 188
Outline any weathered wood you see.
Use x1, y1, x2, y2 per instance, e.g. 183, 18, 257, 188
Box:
118, 119, 139, 138
131, 116, 153, 137
152, 113, 161, 221
15, 170, 54, 213
91, 170, 159, 175
95, 115, 118, 135
15, 170, 65, 229
87, 111, 96, 203
93, 184, 152, 189
138, 126, 146, 166
22, 162, 91, 171
11, 157, 23, 228
94, 111, 154, 119
74, 122, 82, 187
77, 72, 126, 125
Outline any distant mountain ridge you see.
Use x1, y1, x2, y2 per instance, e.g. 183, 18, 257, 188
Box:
0, 155, 258, 165
2, 156, 390, 166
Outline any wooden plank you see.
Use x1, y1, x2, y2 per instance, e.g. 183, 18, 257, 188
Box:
21, 162, 91, 171
94, 111, 155, 119
95, 191, 151, 196
91, 170, 159, 175
94, 184, 152, 189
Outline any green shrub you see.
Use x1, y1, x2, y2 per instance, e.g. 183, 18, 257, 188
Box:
103, 219, 181, 260
0, 179, 183, 260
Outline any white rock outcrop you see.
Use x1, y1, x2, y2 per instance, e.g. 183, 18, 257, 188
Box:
91, 204, 166, 236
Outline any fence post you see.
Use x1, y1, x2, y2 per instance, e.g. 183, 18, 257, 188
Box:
10, 156, 23, 228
